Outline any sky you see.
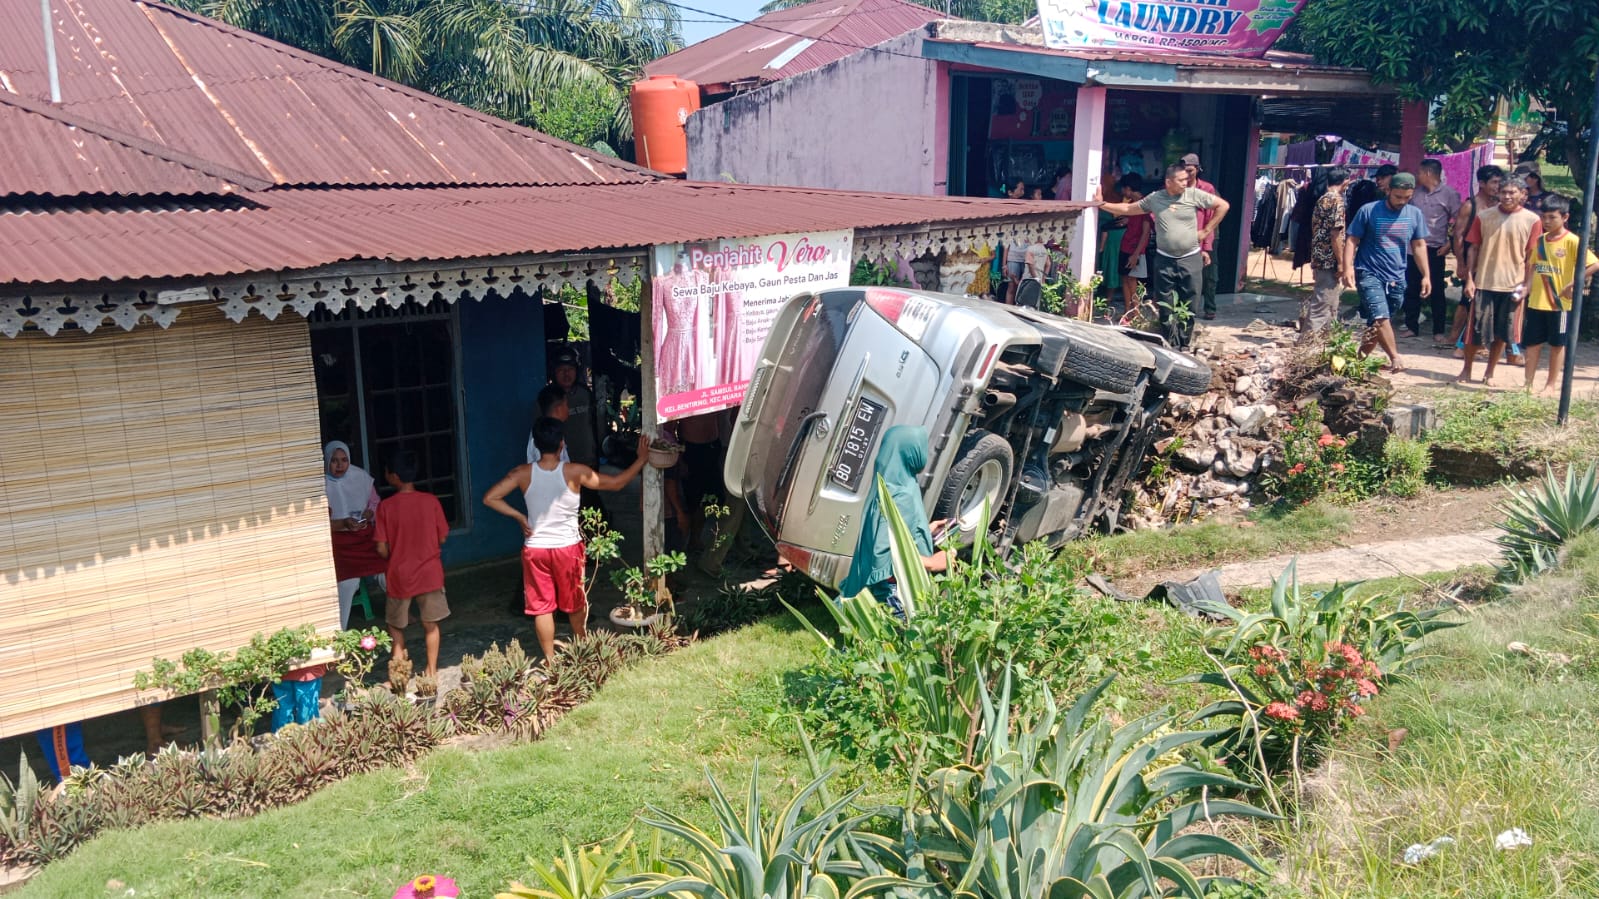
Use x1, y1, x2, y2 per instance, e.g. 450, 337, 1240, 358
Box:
676, 0, 773, 44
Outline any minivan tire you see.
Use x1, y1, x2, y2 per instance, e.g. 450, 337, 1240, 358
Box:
1148, 345, 1212, 395
1051, 326, 1145, 393
933, 430, 1014, 531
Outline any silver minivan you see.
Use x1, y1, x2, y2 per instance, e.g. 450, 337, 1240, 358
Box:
724, 287, 1211, 588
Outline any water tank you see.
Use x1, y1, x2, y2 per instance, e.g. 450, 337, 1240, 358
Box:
630, 75, 700, 176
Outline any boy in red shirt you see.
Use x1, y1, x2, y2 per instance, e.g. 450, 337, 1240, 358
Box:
374, 450, 450, 678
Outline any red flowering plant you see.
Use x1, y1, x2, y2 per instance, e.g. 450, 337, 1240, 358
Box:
1182, 560, 1459, 784
1264, 401, 1357, 505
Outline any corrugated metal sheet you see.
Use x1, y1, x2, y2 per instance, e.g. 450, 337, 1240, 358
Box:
0, 92, 255, 198
0, 0, 657, 188
0, 182, 1085, 286
644, 0, 942, 92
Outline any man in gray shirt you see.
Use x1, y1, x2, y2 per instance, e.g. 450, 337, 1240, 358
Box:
1402, 159, 1462, 343
1100, 163, 1230, 348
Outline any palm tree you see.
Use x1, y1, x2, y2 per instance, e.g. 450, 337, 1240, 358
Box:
170, 0, 683, 151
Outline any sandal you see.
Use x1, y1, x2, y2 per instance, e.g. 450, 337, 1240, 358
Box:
1203, 312, 1217, 320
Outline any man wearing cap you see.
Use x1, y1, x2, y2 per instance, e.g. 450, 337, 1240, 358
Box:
1182, 153, 1222, 320
1342, 172, 1429, 374
550, 347, 600, 469
1099, 163, 1230, 349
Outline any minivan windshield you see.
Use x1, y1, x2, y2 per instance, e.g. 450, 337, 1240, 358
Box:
744, 290, 862, 533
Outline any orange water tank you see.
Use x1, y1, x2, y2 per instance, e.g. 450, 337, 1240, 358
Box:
630, 75, 700, 175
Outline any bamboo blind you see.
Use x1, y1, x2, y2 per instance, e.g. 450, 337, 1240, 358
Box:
0, 306, 339, 738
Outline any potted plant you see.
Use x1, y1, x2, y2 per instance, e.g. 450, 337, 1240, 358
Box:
608, 551, 687, 627
647, 436, 683, 469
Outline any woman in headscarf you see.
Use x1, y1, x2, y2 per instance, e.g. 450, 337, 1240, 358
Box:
324, 441, 386, 627
838, 426, 949, 616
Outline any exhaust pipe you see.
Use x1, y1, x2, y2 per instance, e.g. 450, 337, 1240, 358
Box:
982, 390, 1016, 412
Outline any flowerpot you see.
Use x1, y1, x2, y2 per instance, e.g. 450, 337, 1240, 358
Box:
609, 606, 661, 629
648, 446, 682, 469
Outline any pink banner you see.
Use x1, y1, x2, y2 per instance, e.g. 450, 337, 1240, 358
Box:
1038, 0, 1309, 58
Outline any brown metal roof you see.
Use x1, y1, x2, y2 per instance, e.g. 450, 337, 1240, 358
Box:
0, 91, 271, 199
644, 0, 943, 94
0, 0, 658, 189
0, 182, 1086, 286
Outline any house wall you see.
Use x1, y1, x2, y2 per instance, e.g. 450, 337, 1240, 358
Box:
686, 32, 941, 195
448, 289, 547, 566
0, 307, 337, 738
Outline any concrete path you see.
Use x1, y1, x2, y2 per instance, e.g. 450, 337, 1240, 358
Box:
1173, 528, 1502, 590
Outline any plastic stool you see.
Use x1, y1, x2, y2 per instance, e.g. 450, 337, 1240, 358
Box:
350, 579, 375, 623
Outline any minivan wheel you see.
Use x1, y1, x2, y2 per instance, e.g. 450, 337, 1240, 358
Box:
933, 430, 1013, 534
1148, 345, 1212, 395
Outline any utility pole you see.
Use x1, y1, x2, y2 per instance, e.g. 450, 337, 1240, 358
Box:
1557, 66, 1599, 426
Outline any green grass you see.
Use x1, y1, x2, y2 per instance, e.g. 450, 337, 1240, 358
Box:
18, 616, 847, 899
1543, 163, 1579, 198
1059, 501, 1354, 582
1267, 533, 1599, 896
1423, 391, 1599, 467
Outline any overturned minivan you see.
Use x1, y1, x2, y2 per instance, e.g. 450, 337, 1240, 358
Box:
723, 287, 1211, 588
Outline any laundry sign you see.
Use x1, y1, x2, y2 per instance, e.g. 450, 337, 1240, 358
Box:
1037, 0, 1308, 57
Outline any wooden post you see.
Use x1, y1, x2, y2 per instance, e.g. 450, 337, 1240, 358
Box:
1399, 100, 1428, 174
198, 689, 221, 750
1069, 86, 1107, 285
638, 268, 669, 605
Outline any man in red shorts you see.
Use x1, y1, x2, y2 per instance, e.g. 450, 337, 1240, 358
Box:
483, 418, 650, 664
373, 450, 450, 678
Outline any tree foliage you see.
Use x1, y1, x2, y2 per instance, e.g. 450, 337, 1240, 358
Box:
171, 0, 683, 151
1286, 0, 1598, 161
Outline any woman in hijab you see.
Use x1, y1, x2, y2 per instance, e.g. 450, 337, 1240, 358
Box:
324, 441, 386, 627
838, 426, 948, 616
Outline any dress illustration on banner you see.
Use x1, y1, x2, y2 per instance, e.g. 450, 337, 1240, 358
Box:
651, 251, 711, 396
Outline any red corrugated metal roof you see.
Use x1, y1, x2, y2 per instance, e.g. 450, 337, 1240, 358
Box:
0, 91, 270, 198
643, 0, 942, 93
0, 182, 1086, 286
0, 0, 657, 189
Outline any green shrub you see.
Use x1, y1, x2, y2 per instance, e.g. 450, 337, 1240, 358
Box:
1184, 562, 1457, 784
786, 499, 1105, 773
1379, 437, 1430, 498
1497, 462, 1599, 582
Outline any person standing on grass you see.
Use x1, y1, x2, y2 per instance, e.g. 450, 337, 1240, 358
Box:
1304, 166, 1351, 340
1459, 176, 1541, 385
1450, 165, 1506, 354
483, 419, 650, 666
1098, 163, 1229, 349
1181, 153, 1223, 320
1342, 172, 1429, 374
1404, 160, 1462, 343
374, 450, 450, 679
1522, 194, 1597, 395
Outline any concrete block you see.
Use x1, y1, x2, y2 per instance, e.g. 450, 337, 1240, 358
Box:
1384, 402, 1437, 439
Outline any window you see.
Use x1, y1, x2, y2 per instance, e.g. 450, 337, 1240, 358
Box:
309, 299, 465, 525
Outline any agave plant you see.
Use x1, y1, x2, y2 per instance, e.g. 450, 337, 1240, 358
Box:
0, 751, 45, 863
1497, 462, 1599, 582
910, 674, 1274, 899
606, 764, 908, 899
498, 831, 635, 899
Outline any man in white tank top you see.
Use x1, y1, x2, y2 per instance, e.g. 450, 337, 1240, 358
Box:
484, 417, 650, 664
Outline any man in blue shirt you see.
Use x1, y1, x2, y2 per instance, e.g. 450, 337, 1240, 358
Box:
1342, 172, 1430, 373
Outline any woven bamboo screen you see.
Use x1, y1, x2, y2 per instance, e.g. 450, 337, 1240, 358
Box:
0, 306, 338, 738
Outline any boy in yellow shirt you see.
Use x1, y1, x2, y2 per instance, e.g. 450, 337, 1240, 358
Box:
1524, 195, 1598, 395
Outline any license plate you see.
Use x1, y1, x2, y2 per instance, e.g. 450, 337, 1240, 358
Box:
830, 397, 886, 492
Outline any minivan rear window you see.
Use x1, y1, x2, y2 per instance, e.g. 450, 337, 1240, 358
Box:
747, 290, 863, 532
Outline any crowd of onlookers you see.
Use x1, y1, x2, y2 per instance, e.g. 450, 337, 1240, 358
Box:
1298, 160, 1594, 393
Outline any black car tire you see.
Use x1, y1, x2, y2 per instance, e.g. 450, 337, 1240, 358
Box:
933, 430, 1014, 529
1148, 345, 1213, 395
1053, 325, 1145, 393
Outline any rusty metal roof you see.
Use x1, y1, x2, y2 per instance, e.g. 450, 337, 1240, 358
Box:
0, 0, 657, 189
0, 182, 1085, 286
643, 0, 943, 94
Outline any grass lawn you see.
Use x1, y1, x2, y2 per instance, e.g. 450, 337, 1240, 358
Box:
1420, 391, 1599, 470
18, 616, 845, 898
1057, 501, 1353, 583
1262, 537, 1599, 896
